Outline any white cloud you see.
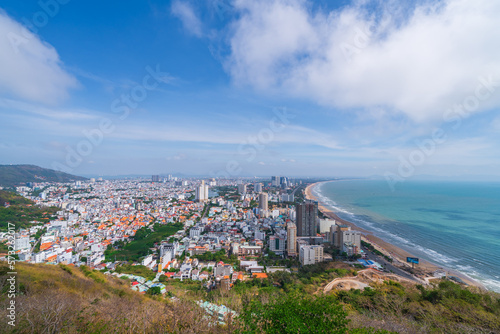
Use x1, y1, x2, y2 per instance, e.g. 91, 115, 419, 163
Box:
0, 98, 99, 120
226, 0, 500, 122
171, 1, 203, 37
0, 11, 77, 104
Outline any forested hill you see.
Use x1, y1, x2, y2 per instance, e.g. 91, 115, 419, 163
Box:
0, 190, 58, 230
0, 164, 87, 187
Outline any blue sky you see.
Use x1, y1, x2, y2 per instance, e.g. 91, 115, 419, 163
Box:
1, 0, 500, 180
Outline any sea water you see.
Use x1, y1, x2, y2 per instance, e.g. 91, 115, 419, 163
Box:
314, 179, 500, 292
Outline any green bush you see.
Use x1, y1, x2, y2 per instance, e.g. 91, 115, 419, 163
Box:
238, 292, 348, 334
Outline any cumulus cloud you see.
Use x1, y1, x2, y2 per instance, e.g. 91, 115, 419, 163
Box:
0, 10, 77, 104
226, 0, 500, 122
171, 1, 203, 37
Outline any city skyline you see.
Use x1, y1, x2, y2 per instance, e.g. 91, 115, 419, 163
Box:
1, 1, 500, 180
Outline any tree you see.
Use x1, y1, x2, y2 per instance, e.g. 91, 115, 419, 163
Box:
239, 292, 348, 334
146, 286, 162, 296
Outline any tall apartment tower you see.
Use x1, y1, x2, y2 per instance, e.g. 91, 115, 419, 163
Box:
254, 183, 263, 193
195, 180, 209, 202
335, 225, 351, 248
287, 223, 297, 257
152, 175, 160, 182
296, 200, 318, 236
237, 183, 247, 195
258, 192, 268, 211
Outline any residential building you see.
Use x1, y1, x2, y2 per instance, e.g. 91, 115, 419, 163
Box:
319, 219, 336, 233
237, 184, 247, 195
299, 245, 324, 266
238, 245, 262, 256
269, 235, 285, 255
196, 180, 209, 202
258, 192, 268, 211
342, 230, 361, 255
189, 227, 202, 238
14, 236, 30, 251
335, 225, 350, 248
296, 200, 318, 236
287, 223, 297, 257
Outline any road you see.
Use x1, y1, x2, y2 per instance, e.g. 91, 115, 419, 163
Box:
362, 246, 423, 283
291, 186, 301, 197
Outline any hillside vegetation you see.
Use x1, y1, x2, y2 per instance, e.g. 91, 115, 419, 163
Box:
1, 261, 499, 333
104, 222, 184, 262
0, 190, 58, 231
0, 262, 226, 334
0, 164, 87, 187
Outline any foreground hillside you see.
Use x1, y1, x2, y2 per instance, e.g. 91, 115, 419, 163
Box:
0, 165, 87, 187
1, 262, 499, 333
0, 262, 225, 334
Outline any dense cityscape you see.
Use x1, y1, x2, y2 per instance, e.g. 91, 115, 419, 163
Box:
2, 176, 369, 299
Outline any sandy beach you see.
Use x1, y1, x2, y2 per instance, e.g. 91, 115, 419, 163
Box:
305, 181, 485, 289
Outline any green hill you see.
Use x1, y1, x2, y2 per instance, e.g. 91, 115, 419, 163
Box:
0, 262, 221, 333
1, 261, 499, 333
0, 190, 58, 231
0, 164, 87, 187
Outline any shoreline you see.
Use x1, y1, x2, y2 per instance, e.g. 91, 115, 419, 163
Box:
305, 181, 486, 290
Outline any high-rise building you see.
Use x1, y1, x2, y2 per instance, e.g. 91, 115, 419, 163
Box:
280, 176, 288, 186
152, 175, 160, 182
271, 176, 280, 187
335, 225, 350, 248
258, 192, 268, 211
329, 224, 336, 244
195, 180, 209, 202
287, 223, 297, 257
269, 235, 286, 255
254, 183, 263, 193
238, 184, 247, 195
319, 219, 336, 233
296, 200, 318, 236
341, 230, 361, 255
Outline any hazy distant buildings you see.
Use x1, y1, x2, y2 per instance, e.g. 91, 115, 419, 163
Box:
296, 200, 318, 236
280, 194, 294, 202
271, 176, 280, 187
287, 223, 297, 257
152, 175, 160, 182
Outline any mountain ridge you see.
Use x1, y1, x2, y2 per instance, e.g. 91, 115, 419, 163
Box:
0, 164, 87, 187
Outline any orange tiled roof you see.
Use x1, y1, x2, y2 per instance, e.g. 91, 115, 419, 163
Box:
253, 273, 268, 279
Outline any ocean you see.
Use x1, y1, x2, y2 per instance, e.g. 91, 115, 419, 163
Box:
313, 179, 500, 292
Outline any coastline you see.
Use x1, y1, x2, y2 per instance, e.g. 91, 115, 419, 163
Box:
305, 181, 486, 290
